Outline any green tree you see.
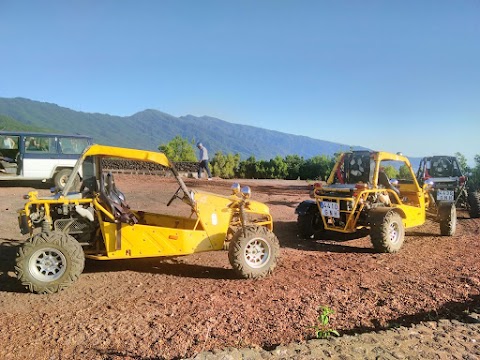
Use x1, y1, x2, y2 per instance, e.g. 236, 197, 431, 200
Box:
158, 136, 196, 162
262, 156, 288, 179
257, 160, 271, 179
284, 155, 304, 180
299, 155, 335, 180
469, 154, 480, 190
272, 156, 288, 179
382, 164, 398, 179
455, 152, 469, 174
238, 156, 259, 178
211, 151, 240, 179
398, 165, 412, 180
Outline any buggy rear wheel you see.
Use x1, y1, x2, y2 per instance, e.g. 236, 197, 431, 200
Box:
468, 191, 480, 218
15, 232, 85, 294
228, 226, 280, 279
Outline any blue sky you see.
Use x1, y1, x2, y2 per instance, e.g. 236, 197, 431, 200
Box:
1, 1, 479, 163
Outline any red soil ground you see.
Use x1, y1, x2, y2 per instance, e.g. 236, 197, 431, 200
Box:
0, 175, 478, 359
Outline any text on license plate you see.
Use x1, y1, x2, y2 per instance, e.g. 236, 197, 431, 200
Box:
321, 201, 340, 218
437, 190, 454, 201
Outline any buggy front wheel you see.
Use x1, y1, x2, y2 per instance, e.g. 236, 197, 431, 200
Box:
439, 202, 457, 236
370, 211, 405, 253
297, 211, 323, 239
228, 226, 280, 279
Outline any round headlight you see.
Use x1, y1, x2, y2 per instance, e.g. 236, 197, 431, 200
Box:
389, 178, 399, 187
424, 179, 435, 188
241, 186, 251, 198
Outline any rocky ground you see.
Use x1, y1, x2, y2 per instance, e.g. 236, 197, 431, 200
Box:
190, 313, 480, 360
0, 174, 479, 359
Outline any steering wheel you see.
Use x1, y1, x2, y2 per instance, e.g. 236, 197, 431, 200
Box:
167, 186, 184, 206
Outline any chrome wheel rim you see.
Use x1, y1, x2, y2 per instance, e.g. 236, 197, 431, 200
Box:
29, 247, 67, 282
59, 175, 69, 188
244, 237, 271, 268
389, 222, 400, 244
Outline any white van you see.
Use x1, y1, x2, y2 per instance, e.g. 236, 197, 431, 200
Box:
0, 131, 93, 188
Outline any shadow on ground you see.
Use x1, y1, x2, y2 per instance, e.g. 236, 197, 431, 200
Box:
342, 294, 480, 336
0, 239, 28, 292
0, 180, 52, 189
83, 257, 238, 280
274, 221, 375, 253
0, 238, 239, 294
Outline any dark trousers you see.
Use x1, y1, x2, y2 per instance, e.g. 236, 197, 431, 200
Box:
198, 160, 212, 178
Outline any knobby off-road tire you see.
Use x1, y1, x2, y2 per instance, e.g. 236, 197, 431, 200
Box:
297, 211, 323, 239
15, 232, 85, 294
439, 202, 457, 236
228, 225, 280, 279
370, 211, 405, 253
468, 191, 480, 218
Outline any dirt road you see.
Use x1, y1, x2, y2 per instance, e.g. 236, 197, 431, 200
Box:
0, 175, 479, 359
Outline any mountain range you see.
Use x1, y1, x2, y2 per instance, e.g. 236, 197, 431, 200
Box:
0, 97, 365, 160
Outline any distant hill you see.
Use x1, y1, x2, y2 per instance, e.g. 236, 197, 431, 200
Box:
0, 97, 366, 160
0, 113, 52, 132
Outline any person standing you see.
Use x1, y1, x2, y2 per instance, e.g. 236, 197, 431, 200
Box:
196, 142, 212, 180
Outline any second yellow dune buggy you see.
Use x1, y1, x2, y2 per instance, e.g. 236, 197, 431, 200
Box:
295, 150, 456, 253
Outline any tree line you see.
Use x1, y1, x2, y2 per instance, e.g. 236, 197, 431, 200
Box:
159, 136, 336, 180
159, 136, 480, 188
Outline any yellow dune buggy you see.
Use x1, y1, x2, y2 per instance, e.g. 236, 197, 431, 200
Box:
15, 145, 280, 294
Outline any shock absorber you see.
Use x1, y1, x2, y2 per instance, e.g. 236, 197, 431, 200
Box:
41, 220, 52, 232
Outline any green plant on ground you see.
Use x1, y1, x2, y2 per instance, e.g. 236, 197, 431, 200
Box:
311, 306, 340, 339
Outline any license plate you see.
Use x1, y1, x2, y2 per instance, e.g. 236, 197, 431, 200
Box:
437, 190, 454, 201
321, 201, 340, 218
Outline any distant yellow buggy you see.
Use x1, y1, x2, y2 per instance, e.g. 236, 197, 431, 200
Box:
16, 145, 280, 294
295, 150, 456, 253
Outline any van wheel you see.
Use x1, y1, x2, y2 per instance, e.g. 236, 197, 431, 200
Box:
15, 232, 85, 294
54, 169, 79, 190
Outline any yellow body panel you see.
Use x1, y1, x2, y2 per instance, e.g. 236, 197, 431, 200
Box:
90, 219, 214, 259
87, 190, 272, 259
397, 203, 426, 227
83, 144, 172, 168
